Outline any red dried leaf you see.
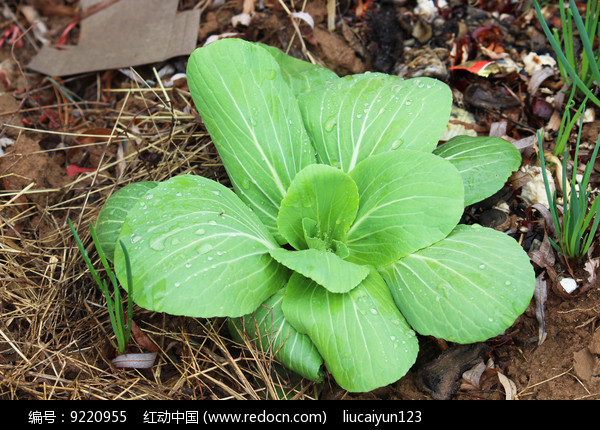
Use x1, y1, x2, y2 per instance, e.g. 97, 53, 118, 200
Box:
472, 24, 504, 53
66, 164, 96, 177
450, 60, 498, 77
56, 21, 79, 45
131, 320, 159, 352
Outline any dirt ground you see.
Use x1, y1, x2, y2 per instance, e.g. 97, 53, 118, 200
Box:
0, 0, 599, 400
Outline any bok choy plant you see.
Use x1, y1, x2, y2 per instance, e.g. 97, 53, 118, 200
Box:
94, 38, 535, 392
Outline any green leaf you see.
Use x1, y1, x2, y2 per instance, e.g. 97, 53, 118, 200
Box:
379, 224, 535, 343
277, 164, 359, 251
229, 288, 324, 382
433, 135, 521, 206
297, 73, 452, 172
282, 269, 419, 392
186, 38, 316, 243
95, 181, 158, 261
259, 43, 339, 97
346, 150, 464, 266
269, 248, 369, 293
113, 174, 289, 318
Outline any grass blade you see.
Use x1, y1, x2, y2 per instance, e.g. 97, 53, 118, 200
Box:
69, 218, 132, 354
533, 0, 600, 107
569, 0, 600, 89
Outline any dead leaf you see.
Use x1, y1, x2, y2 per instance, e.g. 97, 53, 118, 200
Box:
497, 371, 517, 400
412, 18, 432, 44
527, 67, 555, 95
583, 252, 599, 293
313, 27, 366, 75
533, 274, 548, 345
66, 127, 115, 171
66, 164, 96, 177
573, 348, 595, 383
461, 358, 495, 390
472, 24, 505, 54
131, 320, 159, 352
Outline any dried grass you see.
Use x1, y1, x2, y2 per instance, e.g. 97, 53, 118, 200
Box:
0, 68, 318, 400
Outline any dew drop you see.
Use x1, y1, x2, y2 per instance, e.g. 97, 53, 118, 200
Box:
391, 139, 404, 150
145, 193, 154, 200
370, 308, 378, 315
150, 236, 165, 251
265, 68, 276, 80
130, 234, 142, 244
196, 244, 213, 254
325, 117, 337, 132
195, 228, 206, 235
479, 264, 486, 269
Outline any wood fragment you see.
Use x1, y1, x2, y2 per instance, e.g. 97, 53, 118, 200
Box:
327, 0, 336, 31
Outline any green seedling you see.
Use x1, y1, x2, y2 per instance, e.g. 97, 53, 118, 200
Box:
69, 218, 133, 355
554, 87, 588, 156
533, 0, 600, 109
538, 117, 600, 262
94, 39, 535, 392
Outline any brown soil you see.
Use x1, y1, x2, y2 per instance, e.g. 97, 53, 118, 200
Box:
1, 0, 599, 400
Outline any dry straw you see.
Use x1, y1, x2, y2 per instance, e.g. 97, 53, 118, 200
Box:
0, 67, 318, 400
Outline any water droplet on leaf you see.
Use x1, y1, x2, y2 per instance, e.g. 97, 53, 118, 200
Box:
391, 139, 404, 150
325, 117, 337, 132
196, 244, 213, 254
130, 235, 142, 244
150, 236, 165, 251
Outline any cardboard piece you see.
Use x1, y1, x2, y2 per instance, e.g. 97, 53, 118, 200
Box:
28, 0, 200, 76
